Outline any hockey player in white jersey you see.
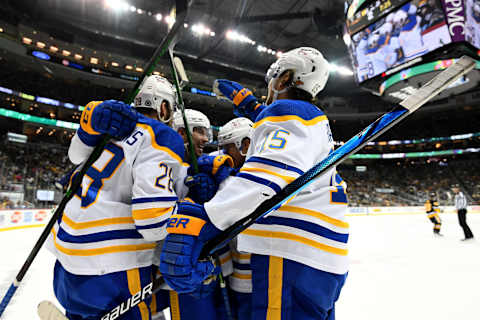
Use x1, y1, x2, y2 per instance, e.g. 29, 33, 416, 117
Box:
395, 4, 428, 60
173, 109, 211, 159
47, 75, 188, 320
466, 0, 480, 48
160, 47, 349, 320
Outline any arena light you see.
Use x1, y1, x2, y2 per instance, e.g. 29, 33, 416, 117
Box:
135, 67, 143, 72
226, 30, 255, 45
125, 65, 133, 70
130, 5, 136, 12
62, 50, 71, 56
22, 37, 32, 45
0, 27, 3, 33
105, 0, 129, 11
165, 15, 175, 26
90, 57, 99, 64
36, 42, 46, 49
276, 51, 283, 58
136, 8, 144, 14
49, 46, 58, 53
329, 63, 353, 76
111, 61, 119, 67
155, 13, 162, 21
74, 54, 82, 60
191, 24, 213, 37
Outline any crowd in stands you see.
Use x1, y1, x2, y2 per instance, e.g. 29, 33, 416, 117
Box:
339, 159, 480, 207
0, 141, 72, 208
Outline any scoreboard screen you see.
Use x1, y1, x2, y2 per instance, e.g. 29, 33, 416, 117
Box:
348, 0, 452, 83
466, 0, 480, 49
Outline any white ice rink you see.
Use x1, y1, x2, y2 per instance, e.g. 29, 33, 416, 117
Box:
1, 213, 479, 320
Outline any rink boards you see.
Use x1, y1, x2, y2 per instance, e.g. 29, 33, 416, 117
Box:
0, 206, 479, 232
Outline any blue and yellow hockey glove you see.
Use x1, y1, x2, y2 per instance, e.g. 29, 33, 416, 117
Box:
159, 202, 222, 293
184, 173, 218, 204
197, 154, 235, 185
78, 100, 138, 145
213, 79, 264, 121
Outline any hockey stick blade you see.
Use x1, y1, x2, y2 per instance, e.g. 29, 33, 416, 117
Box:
199, 56, 476, 259
37, 301, 68, 320
173, 56, 190, 89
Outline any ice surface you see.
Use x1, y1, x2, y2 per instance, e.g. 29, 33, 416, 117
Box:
1, 213, 479, 319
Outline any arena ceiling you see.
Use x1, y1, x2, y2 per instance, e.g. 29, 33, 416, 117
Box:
2, 0, 361, 95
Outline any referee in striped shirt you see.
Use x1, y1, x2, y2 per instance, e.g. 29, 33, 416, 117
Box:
452, 185, 474, 241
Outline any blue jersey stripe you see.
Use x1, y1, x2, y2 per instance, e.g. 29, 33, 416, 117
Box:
233, 261, 251, 271
136, 220, 168, 230
256, 216, 349, 243
246, 156, 304, 175
236, 172, 281, 193
132, 196, 178, 204
56, 226, 143, 244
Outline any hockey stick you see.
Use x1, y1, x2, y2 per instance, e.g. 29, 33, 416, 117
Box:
0, 1, 191, 318
170, 55, 234, 320
169, 47, 199, 172
199, 56, 476, 259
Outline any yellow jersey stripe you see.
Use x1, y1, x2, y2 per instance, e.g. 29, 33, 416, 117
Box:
62, 214, 134, 230
169, 291, 181, 320
132, 207, 173, 220
126, 268, 150, 320
231, 272, 252, 280
240, 167, 296, 184
51, 228, 156, 256
242, 229, 348, 256
266, 256, 283, 320
232, 251, 251, 260
137, 123, 189, 167
253, 114, 327, 129
279, 205, 350, 229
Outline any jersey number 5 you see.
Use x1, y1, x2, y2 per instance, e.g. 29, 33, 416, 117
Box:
76, 143, 125, 208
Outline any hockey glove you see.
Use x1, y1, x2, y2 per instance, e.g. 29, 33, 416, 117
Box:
197, 154, 236, 185
184, 173, 218, 204
159, 202, 221, 293
213, 80, 264, 121
78, 100, 138, 145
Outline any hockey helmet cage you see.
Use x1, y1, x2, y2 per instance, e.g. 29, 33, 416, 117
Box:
134, 75, 176, 123
265, 47, 330, 99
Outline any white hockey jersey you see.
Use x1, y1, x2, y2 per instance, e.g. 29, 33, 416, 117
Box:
205, 100, 349, 275
47, 114, 189, 275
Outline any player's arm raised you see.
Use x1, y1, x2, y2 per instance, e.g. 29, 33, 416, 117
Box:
68, 100, 138, 164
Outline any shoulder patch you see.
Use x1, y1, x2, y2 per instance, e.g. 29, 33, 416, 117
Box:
137, 115, 186, 163
254, 100, 326, 128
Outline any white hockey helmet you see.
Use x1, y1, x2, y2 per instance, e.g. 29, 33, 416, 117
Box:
134, 75, 176, 123
218, 117, 253, 152
394, 10, 408, 26
265, 47, 330, 100
172, 109, 211, 133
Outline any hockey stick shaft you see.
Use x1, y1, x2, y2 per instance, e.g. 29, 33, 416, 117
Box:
0, 1, 190, 317
169, 51, 199, 172
199, 55, 476, 259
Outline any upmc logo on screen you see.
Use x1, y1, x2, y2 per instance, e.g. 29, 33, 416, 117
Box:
442, 0, 466, 41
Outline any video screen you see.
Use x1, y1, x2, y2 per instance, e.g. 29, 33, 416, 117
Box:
466, 0, 480, 49
349, 0, 452, 83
